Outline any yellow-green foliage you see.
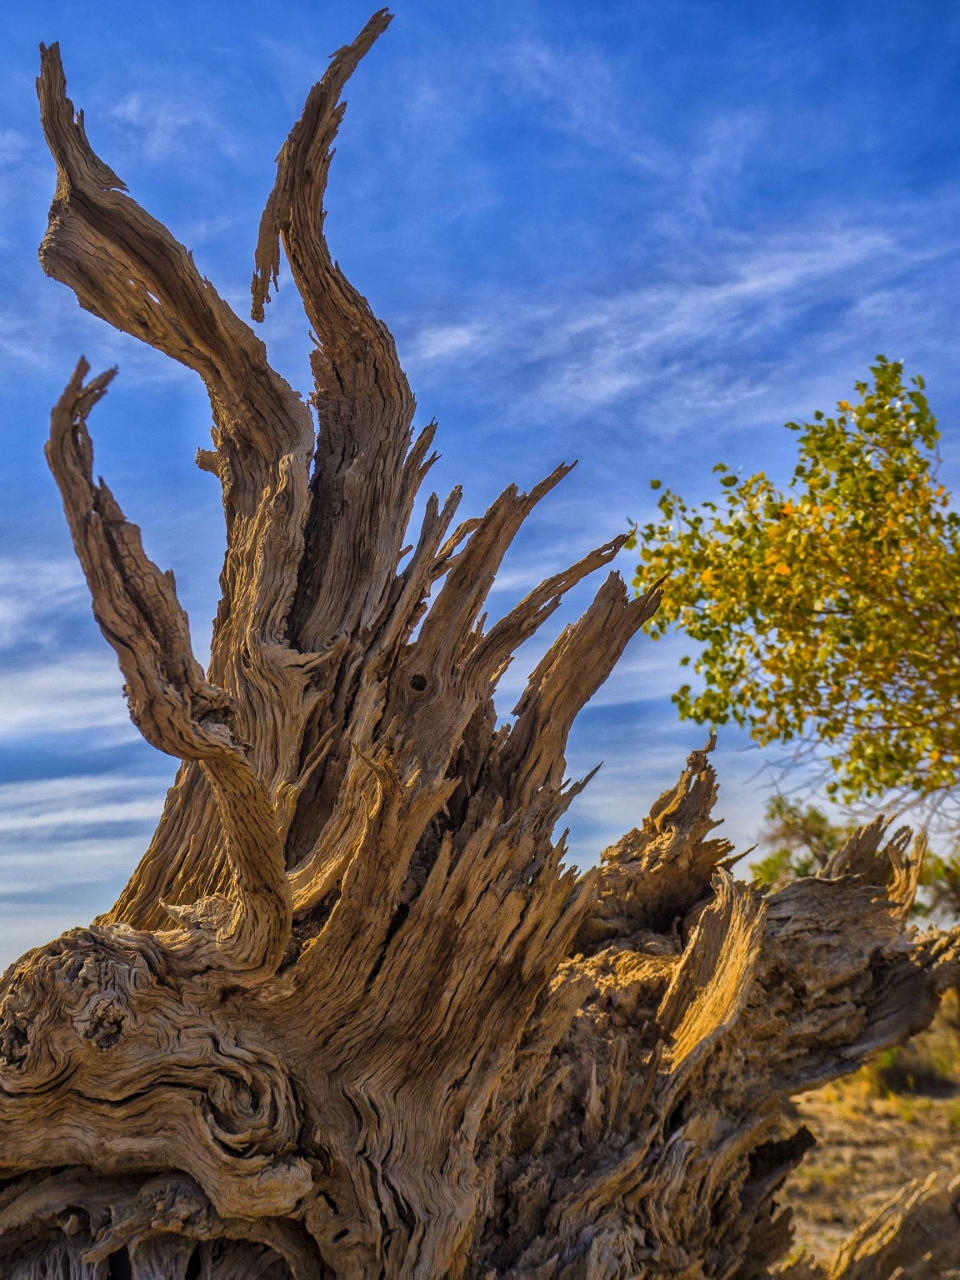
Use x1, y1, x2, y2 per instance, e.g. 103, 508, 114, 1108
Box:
631, 357, 960, 808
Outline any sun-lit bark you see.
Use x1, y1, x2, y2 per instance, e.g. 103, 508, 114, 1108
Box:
2, 13, 959, 1278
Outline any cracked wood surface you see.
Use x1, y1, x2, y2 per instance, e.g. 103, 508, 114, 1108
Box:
3, 11, 960, 1278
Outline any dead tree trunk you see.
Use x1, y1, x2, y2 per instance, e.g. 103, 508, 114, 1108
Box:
2, 12, 959, 1278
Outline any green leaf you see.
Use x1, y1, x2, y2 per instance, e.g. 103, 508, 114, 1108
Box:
628, 358, 959, 813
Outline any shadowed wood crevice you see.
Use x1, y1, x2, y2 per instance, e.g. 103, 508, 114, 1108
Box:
3, 12, 960, 1279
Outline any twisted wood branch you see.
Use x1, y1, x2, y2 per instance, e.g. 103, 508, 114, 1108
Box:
47, 359, 290, 982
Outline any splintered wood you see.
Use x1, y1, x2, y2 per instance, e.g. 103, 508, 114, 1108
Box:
2, 10, 959, 1278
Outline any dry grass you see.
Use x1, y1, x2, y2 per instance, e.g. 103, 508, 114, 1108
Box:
784, 995, 960, 1259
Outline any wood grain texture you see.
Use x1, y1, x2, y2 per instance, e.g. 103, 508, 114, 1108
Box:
3, 13, 959, 1277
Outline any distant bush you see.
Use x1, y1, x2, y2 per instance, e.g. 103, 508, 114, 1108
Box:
752, 794, 960, 923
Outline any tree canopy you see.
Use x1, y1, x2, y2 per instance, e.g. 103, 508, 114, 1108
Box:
630, 356, 960, 816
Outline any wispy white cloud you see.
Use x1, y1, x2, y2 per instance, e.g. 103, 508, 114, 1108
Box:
0, 558, 86, 649
0, 553, 170, 970
396, 27, 960, 448
107, 90, 238, 165
0, 831, 148, 892
0, 771, 171, 971
401, 218, 930, 430
0, 556, 137, 743
530, 232, 886, 417
407, 321, 494, 364
499, 32, 772, 242
0, 128, 28, 166
0, 275, 198, 385
0, 772, 167, 834
502, 38, 671, 174
0, 906, 105, 977
0, 655, 134, 741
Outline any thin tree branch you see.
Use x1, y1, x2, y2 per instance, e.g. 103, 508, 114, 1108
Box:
36, 42, 313, 505
251, 10, 419, 653
47, 360, 290, 980
47, 361, 234, 763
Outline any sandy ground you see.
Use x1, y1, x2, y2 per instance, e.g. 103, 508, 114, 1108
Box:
784, 1083, 960, 1260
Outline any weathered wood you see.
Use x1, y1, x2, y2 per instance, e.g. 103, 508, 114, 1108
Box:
2, 13, 959, 1277
777, 1172, 960, 1279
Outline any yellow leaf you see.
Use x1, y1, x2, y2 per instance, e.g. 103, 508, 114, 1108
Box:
775, 564, 791, 576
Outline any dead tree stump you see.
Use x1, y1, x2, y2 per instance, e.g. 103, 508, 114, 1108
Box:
1, 12, 958, 1278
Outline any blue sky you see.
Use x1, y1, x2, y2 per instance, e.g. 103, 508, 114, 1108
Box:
1, 0, 959, 969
